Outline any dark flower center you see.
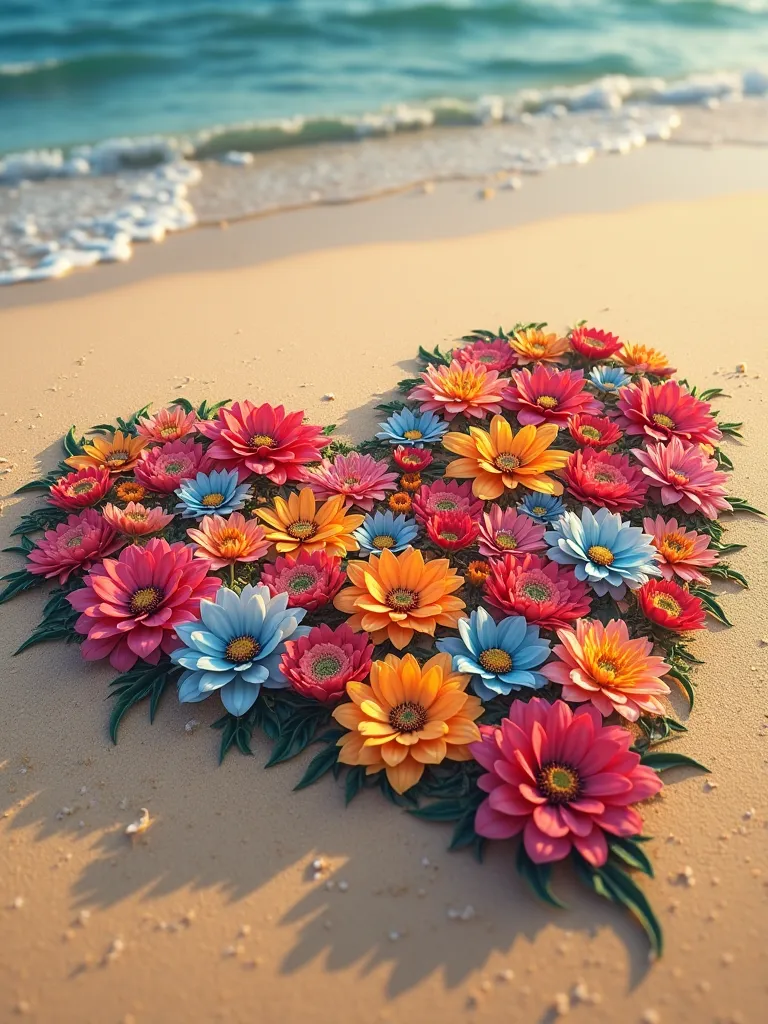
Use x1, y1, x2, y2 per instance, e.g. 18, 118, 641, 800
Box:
105, 450, 130, 466
652, 593, 682, 616
386, 588, 418, 612
479, 648, 513, 674
495, 530, 518, 550
310, 653, 343, 679
287, 570, 317, 593
537, 762, 581, 804
287, 519, 318, 541
652, 413, 675, 430
225, 635, 260, 663
70, 480, 97, 495
129, 586, 164, 616
433, 497, 459, 511
389, 701, 427, 733
495, 453, 521, 472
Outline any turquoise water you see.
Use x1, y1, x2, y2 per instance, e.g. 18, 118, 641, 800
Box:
2, 0, 768, 154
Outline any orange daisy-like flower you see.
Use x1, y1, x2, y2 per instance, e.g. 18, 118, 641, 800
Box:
466, 559, 491, 586
332, 652, 483, 793
388, 491, 413, 514
187, 511, 270, 570
65, 430, 148, 475
400, 472, 422, 492
443, 414, 569, 500
617, 342, 675, 378
255, 487, 364, 558
333, 546, 466, 649
115, 481, 146, 503
509, 327, 569, 365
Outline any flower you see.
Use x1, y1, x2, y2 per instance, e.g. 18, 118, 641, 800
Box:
477, 505, 547, 559
411, 479, 483, 524
588, 365, 630, 394
197, 401, 325, 484
334, 547, 465, 649
438, 607, 551, 700
502, 366, 602, 427
376, 407, 448, 446
65, 430, 148, 475
569, 326, 622, 361
388, 492, 413, 514
26, 509, 124, 584
392, 445, 433, 472
426, 510, 480, 551
302, 452, 399, 512
49, 466, 111, 510
541, 619, 671, 721
563, 448, 649, 513
136, 406, 198, 444
637, 579, 706, 632
115, 481, 146, 503
280, 623, 373, 703
484, 553, 592, 630
332, 652, 483, 794
187, 512, 270, 570
455, 337, 517, 373
616, 378, 722, 447
470, 698, 662, 865
353, 510, 419, 555
172, 585, 309, 716
617, 342, 675, 378
255, 487, 364, 557
642, 515, 718, 584
260, 550, 345, 611
175, 469, 252, 519
466, 560, 491, 586
517, 493, 566, 525
134, 439, 212, 493
545, 507, 660, 599
68, 538, 221, 671
568, 413, 622, 448
443, 414, 569, 500
632, 437, 732, 520
509, 327, 569, 365
102, 501, 175, 537
408, 359, 505, 420
399, 472, 422, 492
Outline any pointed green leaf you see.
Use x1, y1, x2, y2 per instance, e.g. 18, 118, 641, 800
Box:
516, 843, 566, 909
640, 751, 709, 774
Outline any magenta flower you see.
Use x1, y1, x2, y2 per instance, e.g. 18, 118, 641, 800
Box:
484, 553, 592, 630
454, 338, 517, 374
616, 378, 722, 447
633, 437, 732, 520
259, 549, 345, 611
27, 509, 124, 584
411, 479, 483, 524
502, 365, 602, 427
49, 466, 112, 510
302, 452, 399, 511
134, 439, 213, 493
279, 622, 374, 703
477, 506, 547, 559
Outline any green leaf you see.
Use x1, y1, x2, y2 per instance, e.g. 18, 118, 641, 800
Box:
727, 496, 764, 516
379, 774, 418, 808
575, 856, 663, 956
0, 568, 45, 605
666, 666, 695, 709
345, 765, 367, 805
717, 421, 743, 438
62, 426, 86, 457
264, 714, 320, 768
418, 344, 452, 367
11, 505, 69, 537
294, 743, 341, 792
409, 799, 465, 823
608, 837, 654, 877
14, 584, 82, 654
170, 398, 194, 414
321, 424, 336, 436
706, 564, 748, 588
107, 662, 180, 744
692, 589, 733, 627
640, 751, 710, 774
516, 844, 566, 909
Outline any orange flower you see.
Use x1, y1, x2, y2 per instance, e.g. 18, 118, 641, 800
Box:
466, 559, 491, 586
510, 327, 569, 365
187, 511, 270, 570
400, 472, 422, 492
443, 414, 569, 500
617, 342, 675, 378
332, 652, 483, 793
115, 481, 146, 503
65, 431, 148, 475
388, 491, 413, 514
334, 546, 466, 649
255, 487, 364, 557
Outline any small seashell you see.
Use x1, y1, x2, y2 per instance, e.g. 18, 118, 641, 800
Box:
322, 393, 335, 401
125, 807, 151, 836
736, 363, 747, 374
184, 719, 200, 733
337, 880, 349, 892
478, 186, 496, 200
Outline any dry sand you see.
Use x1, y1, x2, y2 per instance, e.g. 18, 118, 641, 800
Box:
1, 147, 767, 1024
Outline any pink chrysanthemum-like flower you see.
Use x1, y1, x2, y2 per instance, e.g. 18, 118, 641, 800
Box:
454, 338, 517, 374
26, 509, 124, 584
616, 378, 722, 447
477, 506, 546, 559
280, 623, 374, 703
197, 401, 325, 484
642, 515, 718, 584
568, 413, 622, 449
633, 437, 732, 520
425, 510, 480, 551
407, 359, 505, 420
136, 406, 198, 444
102, 501, 175, 537
259, 549, 345, 611
563, 448, 649, 513
187, 511, 270, 570
502, 365, 602, 428
569, 326, 623, 361
470, 698, 663, 866
134, 439, 213, 494
484, 553, 592, 630
68, 538, 221, 672
411, 479, 484, 524
49, 466, 111, 510
301, 452, 399, 512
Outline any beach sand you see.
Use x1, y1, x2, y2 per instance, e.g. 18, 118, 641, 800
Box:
1, 146, 767, 1024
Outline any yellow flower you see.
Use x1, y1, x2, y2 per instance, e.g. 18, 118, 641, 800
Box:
333, 652, 483, 793
65, 430, 148, 475
466, 559, 491, 586
399, 472, 422, 492
510, 327, 569, 365
617, 342, 675, 378
115, 481, 146, 503
255, 486, 364, 557
443, 414, 568, 500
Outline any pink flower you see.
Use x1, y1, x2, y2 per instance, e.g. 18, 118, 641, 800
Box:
186, 512, 270, 570
259, 549, 345, 611
197, 401, 325, 484
569, 326, 623, 361
477, 506, 546, 559
136, 406, 198, 444
484, 553, 592, 630
633, 437, 732, 520
49, 466, 111, 510
411, 479, 483, 524
26, 509, 124, 584
454, 338, 517, 374
616, 378, 722, 447
301, 452, 399, 511
470, 698, 663, 866
279, 623, 373, 703
642, 514, 719, 584
563, 448, 649, 513
407, 359, 506, 420
102, 502, 175, 537
501, 366, 602, 427
134, 439, 212, 493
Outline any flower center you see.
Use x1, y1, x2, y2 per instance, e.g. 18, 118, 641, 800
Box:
129, 586, 164, 616
669, 470, 689, 487
585, 335, 606, 349
652, 413, 676, 430
537, 762, 581, 804
386, 588, 418, 612
389, 701, 427, 733
225, 635, 260, 663
249, 434, 276, 449
310, 653, 343, 680
479, 648, 513, 674
433, 497, 459, 511
495, 530, 518, 550
342, 475, 360, 487
580, 425, 602, 440
164, 460, 186, 475
286, 570, 317, 593
477, 353, 497, 364
125, 510, 148, 522
439, 530, 459, 542
531, 343, 546, 356
400, 452, 421, 466
202, 492, 225, 507
592, 467, 622, 484
536, 395, 558, 410
372, 534, 395, 550
287, 519, 318, 541
118, 485, 144, 500
105, 450, 130, 467
216, 528, 245, 556
652, 593, 682, 616
495, 453, 521, 472
518, 572, 555, 603
65, 532, 85, 548
596, 657, 618, 678
403, 429, 423, 441
587, 544, 614, 566
531, 505, 547, 517
159, 424, 179, 438
663, 534, 686, 555
70, 480, 96, 495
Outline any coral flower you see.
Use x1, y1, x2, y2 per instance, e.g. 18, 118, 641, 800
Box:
255, 487, 364, 558
502, 366, 602, 428
617, 378, 722, 447
484, 553, 592, 630
102, 501, 175, 537
136, 406, 198, 444
27, 509, 124, 584
399, 472, 422, 492
302, 452, 399, 512
509, 327, 569, 365
134, 438, 213, 493
470, 698, 663, 865
568, 413, 622, 449
477, 506, 547, 559
443, 414, 569, 501
408, 359, 505, 420
388, 492, 413, 514
49, 466, 111, 510
260, 550, 345, 611
68, 538, 221, 672
617, 342, 675, 378
633, 437, 732, 520
65, 430, 148, 475
411, 479, 484, 524
280, 623, 374, 704
454, 337, 517, 374
563, 448, 649, 513
642, 515, 718, 584
541, 618, 671, 721
426, 510, 480, 551
392, 445, 433, 472
334, 547, 466, 649
187, 512, 270, 570
466, 560, 491, 586
332, 652, 483, 794
115, 481, 146, 503
569, 326, 622, 361
637, 579, 706, 632
197, 401, 325, 484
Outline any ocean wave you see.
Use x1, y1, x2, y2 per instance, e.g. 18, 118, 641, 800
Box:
0, 51, 173, 94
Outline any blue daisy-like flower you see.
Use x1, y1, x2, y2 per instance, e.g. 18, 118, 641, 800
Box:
354, 510, 419, 556
437, 607, 551, 701
375, 407, 448, 446
544, 506, 660, 599
172, 584, 310, 716
589, 365, 630, 394
517, 493, 566, 525
175, 468, 252, 519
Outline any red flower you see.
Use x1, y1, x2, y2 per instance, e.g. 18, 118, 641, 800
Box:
502, 365, 602, 427
637, 579, 706, 632
259, 549, 345, 611
563, 448, 649, 513
426, 510, 479, 551
569, 326, 622, 361
49, 467, 111, 510
616, 378, 722, 447
567, 413, 622, 449
454, 337, 517, 374
392, 445, 433, 472
26, 509, 124, 584
484, 553, 592, 630
279, 623, 373, 703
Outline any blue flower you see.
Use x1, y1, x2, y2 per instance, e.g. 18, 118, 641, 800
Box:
175, 468, 252, 519
517, 493, 566, 525
172, 585, 310, 716
544, 506, 660, 599
589, 365, 630, 394
376, 407, 448, 446
354, 510, 419, 556
438, 607, 551, 701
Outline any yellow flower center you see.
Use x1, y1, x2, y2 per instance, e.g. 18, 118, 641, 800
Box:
249, 434, 276, 449
159, 425, 179, 438
129, 586, 164, 616
587, 545, 614, 566
596, 657, 618, 679
70, 480, 96, 495
479, 648, 513, 674
531, 506, 547, 517
403, 429, 423, 441
105, 450, 130, 467
287, 519, 318, 541
343, 475, 360, 487
216, 527, 245, 556
118, 485, 144, 501
531, 343, 546, 356
669, 470, 689, 487
585, 336, 607, 349
400, 452, 421, 466
389, 701, 427, 733
386, 587, 418, 612
580, 425, 601, 440
537, 762, 581, 804
536, 395, 558, 410
225, 635, 260, 663
652, 413, 676, 430
652, 593, 682, 616
495, 531, 518, 550
65, 532, 85, 548
372, 534, 395, 550
495, 453, 521, 472
202, 492, 225, 507
125, 510, 149, 522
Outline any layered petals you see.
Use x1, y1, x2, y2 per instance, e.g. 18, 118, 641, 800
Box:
255, 487, 364, 557
134, 438, 213, 493
642, 515, 718, 583
408, 359, 506, 420
563, 448, 649, 513
484, 552, 592, 630
502, 365, 602, 427
633, 437, 732, 520
65, 430, 148, 475
27, 509, 124, 583
280, 623, 373, 703
301, 452, 399, 511
49, 466, 111, 510
187, 511, 270, 570
259, 549, 345, 611
477, 505, 547, 559
637, 579, 706, 632
617, 378, 721, 447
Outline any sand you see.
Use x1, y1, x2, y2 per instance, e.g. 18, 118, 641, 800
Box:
1, 147, 767, 1024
